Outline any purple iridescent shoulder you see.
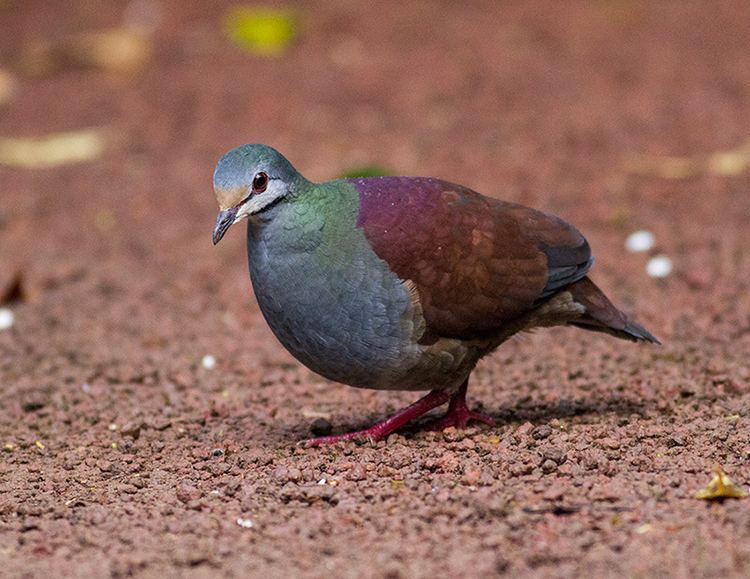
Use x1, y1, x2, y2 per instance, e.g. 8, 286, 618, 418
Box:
348, 176, 474, 228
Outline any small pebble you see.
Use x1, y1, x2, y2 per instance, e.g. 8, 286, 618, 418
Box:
310, 417, 333, 436
0, 308, 14, 331
625, 230, 655, 253
462, 468, 482, 486
635, 523, 653, 534
236, 517, 254, 529
515, 422, 534, 438
646, 255, 673, 278
201, 355, 217, 370
346, 465, 366, 481
121, 421, 142, 439
532, 425, 552, 440
541, 459, 558, 473
81, 382, 92, 393
176, 482, 202, 503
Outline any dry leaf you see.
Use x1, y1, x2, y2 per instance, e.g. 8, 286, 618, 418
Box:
625, 140, 750, 180
72, 29, 151, 73
390, 479, 405, 490
224, 7, 299, 56
0, 69, 17, 106
695, 464, 747, 500
301, 408, 332, 420
0, 128, 106, 168
707, 145, 750, 176
624, 154, 703, 179
20, 28, 151, 75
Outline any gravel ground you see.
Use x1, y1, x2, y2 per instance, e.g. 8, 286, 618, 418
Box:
1, 1, 750, 577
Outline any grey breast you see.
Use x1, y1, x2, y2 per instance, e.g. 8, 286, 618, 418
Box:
244, 205, 424, 389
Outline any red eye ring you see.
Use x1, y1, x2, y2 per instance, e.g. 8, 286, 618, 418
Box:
252, 172, 268, 193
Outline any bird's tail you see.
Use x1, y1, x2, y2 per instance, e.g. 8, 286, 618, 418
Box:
566, 277, 660, 344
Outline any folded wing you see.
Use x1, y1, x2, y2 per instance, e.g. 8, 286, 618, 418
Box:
354, 177, 592, 340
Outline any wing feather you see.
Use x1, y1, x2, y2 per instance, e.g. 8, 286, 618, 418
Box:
354, 177, 593, 339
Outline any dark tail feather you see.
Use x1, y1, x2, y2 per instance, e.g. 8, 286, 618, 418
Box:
621, 321, 660, 343
567, 277, 661, 345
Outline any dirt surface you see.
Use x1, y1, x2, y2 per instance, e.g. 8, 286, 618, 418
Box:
2, 1, 750, 577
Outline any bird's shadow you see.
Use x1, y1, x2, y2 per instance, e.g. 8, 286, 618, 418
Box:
462, 396, 650, 428
288, 396, 652, 444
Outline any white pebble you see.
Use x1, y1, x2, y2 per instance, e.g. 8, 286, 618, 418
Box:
0, 308, 14, 331
236, 517, 254, 529
81, 382, 91, 393
201, 355, 216, 370
635, 523, 653, 534
317, 478, 327, 486
625, 230, 655, 253
646, 255, 673, 278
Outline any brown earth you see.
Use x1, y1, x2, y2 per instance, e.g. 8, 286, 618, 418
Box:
1, 0, 750, 577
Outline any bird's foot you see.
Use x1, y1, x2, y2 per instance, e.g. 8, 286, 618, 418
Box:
304, 388, 452, 447
421, 380, 496, 431
422, 407, 496, 431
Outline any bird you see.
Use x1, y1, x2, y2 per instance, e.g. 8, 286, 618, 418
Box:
211, 144, 659, 445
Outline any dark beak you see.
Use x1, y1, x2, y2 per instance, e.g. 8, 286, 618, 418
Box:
212, 207, 239, 245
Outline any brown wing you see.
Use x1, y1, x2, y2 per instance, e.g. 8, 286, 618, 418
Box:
354, 177, 592, 340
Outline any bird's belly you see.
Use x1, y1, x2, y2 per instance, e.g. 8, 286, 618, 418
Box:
247, 233, 473, 391
248, 259, 418, 388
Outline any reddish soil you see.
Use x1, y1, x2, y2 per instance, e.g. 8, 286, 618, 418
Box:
2, 1, 750, 577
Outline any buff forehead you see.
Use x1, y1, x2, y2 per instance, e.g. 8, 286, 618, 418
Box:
214, 186, 247, 211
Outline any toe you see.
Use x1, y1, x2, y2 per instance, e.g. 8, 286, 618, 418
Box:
468, 411, 496, 427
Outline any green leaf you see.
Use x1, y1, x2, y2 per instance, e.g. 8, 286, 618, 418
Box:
339, 166, 393, 179
224, 6, 298, 56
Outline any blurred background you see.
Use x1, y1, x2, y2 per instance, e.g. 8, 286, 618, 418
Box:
2, 0, 748, 369
1, 1, 750, 576
1, 1, 749, 319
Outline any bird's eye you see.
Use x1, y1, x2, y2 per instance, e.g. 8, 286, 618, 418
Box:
252, 172, 268, 193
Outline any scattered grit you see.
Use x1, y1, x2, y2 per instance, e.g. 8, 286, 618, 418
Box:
1, 1, 750, 577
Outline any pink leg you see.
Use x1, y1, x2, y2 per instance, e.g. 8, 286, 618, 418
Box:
305, 389, 451, 446
422, 379, 496, 431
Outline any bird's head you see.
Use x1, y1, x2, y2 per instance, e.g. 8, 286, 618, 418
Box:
212, 144, 303, 244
